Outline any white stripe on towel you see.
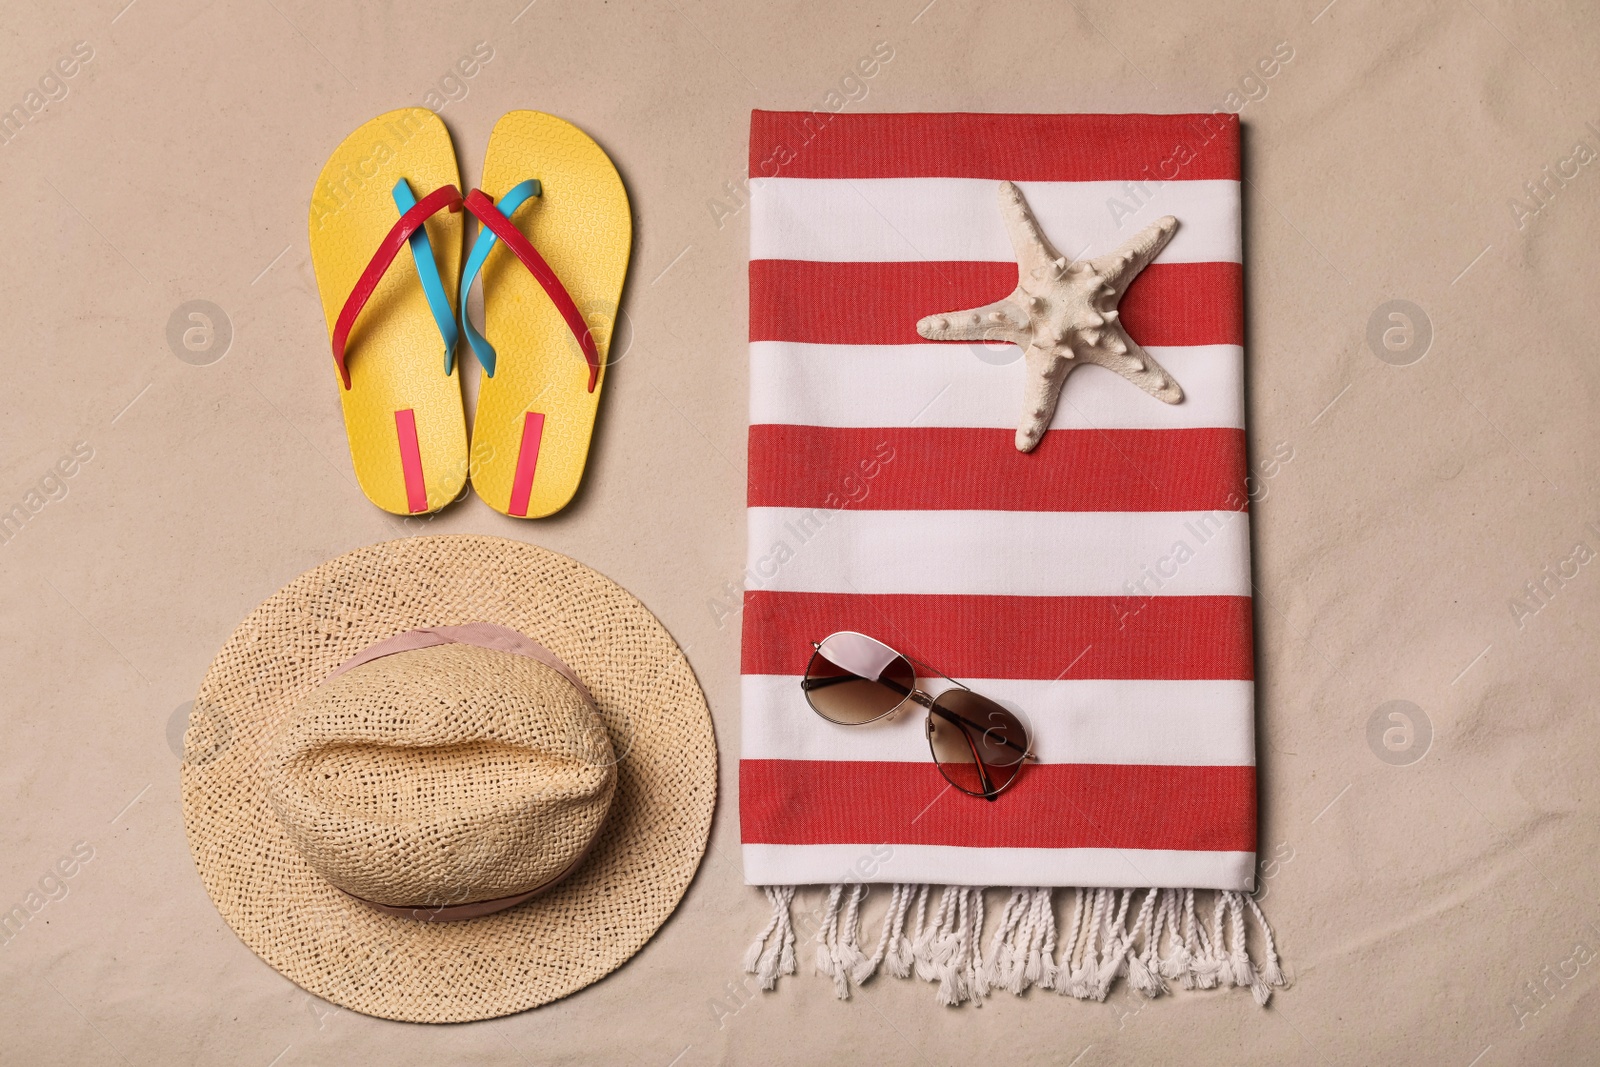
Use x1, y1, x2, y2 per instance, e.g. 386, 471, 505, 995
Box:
740, 674, 1256, 765
746, 507, 1251, 598
742, 843, 1257, 891
749, 177, 1242, 264
750, 343, 1245, 430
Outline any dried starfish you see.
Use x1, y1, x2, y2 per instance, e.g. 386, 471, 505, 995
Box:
916, 181, 1184, 452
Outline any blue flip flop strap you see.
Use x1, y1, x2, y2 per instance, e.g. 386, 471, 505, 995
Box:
458, 178, 543, 378
391, 178, 460, 374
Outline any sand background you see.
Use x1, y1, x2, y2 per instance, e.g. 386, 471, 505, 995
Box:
2, 0, 1598, 1063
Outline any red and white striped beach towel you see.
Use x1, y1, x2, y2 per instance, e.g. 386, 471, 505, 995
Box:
740, 112, 1282, 1004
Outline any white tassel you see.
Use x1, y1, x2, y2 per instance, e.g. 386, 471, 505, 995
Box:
1247, 892, 1288, 992
1141, 888, 1171, 990
814, 884, 841, 977
744, 885, 797, 990
915, 886, 957, 983
833, 884, 869, 995
1017, 890, 1045, 990
1033, 888, 1059, 990
1075, 888, 1107, 998
1210, 890, 1233, 989
1186, 889, 1220, 989
935, 887, 984, 1006
935, 889, 968, 1005
967, 887, 989, 1001
854, 883, 908, 986
763, 886, 798, 988
1083, 888, 1123, 1000
1157, 888, 1191, 981
1089, 889, 1135, 1000
1055, 887, 1086, 998
744, 895, 780, 973
984, 888, 1030, 993
1124, 889, 1165, 997
888, 885, 925, 979
1224, 892, 1255, 991
1227, 891, 1286, 1006
814, 884, 851, 999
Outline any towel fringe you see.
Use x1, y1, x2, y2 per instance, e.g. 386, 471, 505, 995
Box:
810, 883, 870, 1000
742, 885, 797, 990
745, 885, 1287, 1006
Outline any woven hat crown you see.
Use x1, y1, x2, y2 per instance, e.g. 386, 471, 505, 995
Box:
265, 641, 616, 908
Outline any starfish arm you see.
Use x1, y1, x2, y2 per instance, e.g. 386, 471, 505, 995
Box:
916, 290, 1032, 345
1016, 343, 1077, 452
1088, 215, 1179, 299
1080, 324, 1184, 404
997, 181, 1064, 283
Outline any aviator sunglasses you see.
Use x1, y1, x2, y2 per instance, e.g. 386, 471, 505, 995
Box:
801, 631, 1036, 801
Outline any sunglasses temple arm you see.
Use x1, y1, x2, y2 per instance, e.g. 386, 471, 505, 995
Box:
955, 721, 997, 797
800, 674, 862, 692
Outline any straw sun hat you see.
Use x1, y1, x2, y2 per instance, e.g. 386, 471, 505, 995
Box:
180, 535, 717, 1023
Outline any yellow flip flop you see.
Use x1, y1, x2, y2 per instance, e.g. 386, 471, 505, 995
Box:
459, 111, 632, 518
309, 108, 467, 515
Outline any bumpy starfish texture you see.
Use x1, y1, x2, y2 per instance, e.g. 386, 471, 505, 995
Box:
916, 181, 1184, 453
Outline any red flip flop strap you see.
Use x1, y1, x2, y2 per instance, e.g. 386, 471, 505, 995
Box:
463, 188, 601, 392
331, 184, 463, 390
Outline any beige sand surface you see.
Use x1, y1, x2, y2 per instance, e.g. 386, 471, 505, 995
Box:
1, 1, 1597, 1063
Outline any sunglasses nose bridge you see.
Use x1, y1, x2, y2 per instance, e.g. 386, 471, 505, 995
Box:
886, 688, 932, 721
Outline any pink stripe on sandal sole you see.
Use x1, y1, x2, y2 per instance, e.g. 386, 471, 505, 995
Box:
507, 412, 546, 517
394, 409, 428, 514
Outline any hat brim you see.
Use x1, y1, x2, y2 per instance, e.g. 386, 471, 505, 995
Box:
181, 535, 717, 1023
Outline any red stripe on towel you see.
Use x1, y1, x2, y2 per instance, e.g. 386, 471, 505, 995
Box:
748, 260, 1241, 348
749, 111, 1241, 182
748, 425, 1248, 513
739, 759, 1257, 851
740, 591, 1255, 681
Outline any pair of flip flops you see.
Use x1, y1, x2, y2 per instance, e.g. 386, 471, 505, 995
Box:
309, 108, 630, 518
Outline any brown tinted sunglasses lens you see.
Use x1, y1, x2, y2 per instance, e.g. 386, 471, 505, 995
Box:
803, 648, 915, 725
926, 689, 1031, 797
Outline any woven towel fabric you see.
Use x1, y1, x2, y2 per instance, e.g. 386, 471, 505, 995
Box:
740, 111, 1255, 892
